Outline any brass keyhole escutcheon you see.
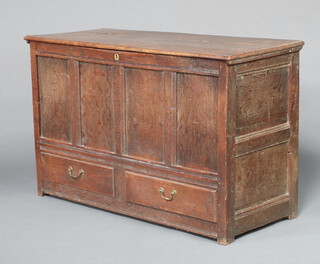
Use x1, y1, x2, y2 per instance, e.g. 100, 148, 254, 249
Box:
114, 53, 119, 61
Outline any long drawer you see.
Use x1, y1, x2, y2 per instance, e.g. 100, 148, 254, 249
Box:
125, 171, 217, 222
40, 153, 115, 197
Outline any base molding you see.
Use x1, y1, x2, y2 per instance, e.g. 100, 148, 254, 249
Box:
235, 197, 290, 236
41, 179, 218, 239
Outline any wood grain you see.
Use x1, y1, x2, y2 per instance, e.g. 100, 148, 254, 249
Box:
216, 62, 237, 245
42, 179, 218, 238
80, 62, 115, 152
235, 143, 288, 210
235, 199, 289, 235
39, 141, 218, 188
38, 56, 71, 142
30, 42, 43, 196
125, 171, 217, 222
26, 29, 303, 245
124, 68, 165, 162
234, 54, 291, 74
33, 42, 220, 75
236, 66, 289, 135
176, 73, 218, 172
287, 52, 300, 219
25, 28, 304, 61
235, 123, 291, 156
41, 152, 115, 197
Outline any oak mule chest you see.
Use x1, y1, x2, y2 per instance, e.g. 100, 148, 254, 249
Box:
25, 29, 304, 245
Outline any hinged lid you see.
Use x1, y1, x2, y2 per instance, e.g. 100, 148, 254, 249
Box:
25, 28, 304, 62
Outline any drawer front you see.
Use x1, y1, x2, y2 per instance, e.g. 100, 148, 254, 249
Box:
40, 153, 115, 197
125, 171, 217, 222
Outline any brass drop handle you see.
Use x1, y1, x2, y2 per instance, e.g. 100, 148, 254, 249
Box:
68, 166, 84, 179
159, 187, 177, 201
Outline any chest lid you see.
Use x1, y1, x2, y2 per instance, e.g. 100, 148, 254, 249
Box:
25, 28, 304, 61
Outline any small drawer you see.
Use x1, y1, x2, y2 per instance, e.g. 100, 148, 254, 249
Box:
125, 171, 217, 222
40, 153, 115, 197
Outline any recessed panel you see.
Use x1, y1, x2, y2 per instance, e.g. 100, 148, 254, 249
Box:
236, 67, 289, 135
125, 171, 217, 222
38, 56, 71, 142
124, 68, 165, 162
41, 153, 115, 197
176, 73, 217, 172
235, 143, 288, 210
80, 62, 115, 152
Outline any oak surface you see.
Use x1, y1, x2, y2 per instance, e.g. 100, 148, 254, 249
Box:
25, 28, 304, 61
80, 62, 115, 151
125, 171, 217, 222
26, 29, 304, 245
38, 57, 71, 142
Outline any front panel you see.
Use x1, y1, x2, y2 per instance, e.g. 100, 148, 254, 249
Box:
175, 73, 218, 172
80, 62, 115, 152
124, 68, 166, 163
37, 57, 71, 142
32, 43, 220, 241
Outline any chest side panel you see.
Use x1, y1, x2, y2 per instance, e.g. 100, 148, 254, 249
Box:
233, 54, 295, 218
236, 65, 289, 135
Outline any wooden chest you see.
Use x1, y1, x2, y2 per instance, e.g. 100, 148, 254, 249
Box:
25, 29, 304, 245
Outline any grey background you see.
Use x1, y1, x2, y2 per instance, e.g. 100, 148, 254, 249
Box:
1, 0, 320, 263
